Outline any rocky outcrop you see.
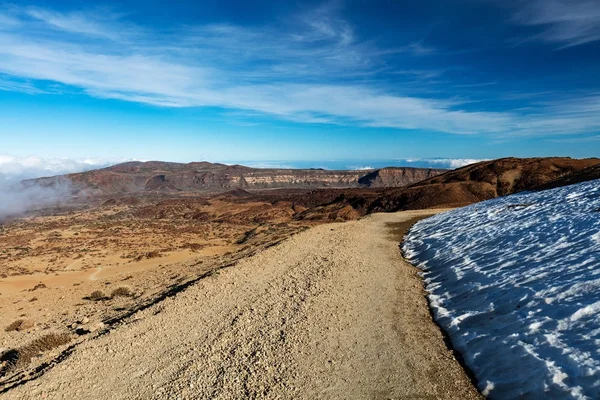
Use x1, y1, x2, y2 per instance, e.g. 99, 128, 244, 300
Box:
358, 167, 442, 188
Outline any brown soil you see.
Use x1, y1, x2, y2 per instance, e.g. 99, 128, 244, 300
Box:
0, 193, 313, 372
534, 162, 600, 190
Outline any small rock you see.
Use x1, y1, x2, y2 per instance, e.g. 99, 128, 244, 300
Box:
89, 322, 106, 332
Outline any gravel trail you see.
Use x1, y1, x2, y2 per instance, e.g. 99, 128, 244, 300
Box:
4, 211, 481, 399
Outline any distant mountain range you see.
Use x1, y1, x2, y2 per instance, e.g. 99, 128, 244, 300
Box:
21, 157, 600, 224
24, 161, 446, 194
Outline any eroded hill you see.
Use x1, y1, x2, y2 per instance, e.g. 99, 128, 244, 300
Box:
25, 161, 445, 195
296, 157, 600, 220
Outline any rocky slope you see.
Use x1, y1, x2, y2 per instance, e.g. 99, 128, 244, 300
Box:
534, 162, 600, 190
26, 162, 444, 195
408, 157, 600, 195
296, 157, 600, 221
357, 167, 442, 187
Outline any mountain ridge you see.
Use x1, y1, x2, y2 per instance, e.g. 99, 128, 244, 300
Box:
24, 161, 446, 195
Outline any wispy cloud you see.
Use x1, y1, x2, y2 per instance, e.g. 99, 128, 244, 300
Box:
242, 162, 296, 169
0, 3, 599, 137
24, 7, 133, 40
0, 74, 44, 94
509, 94, 600, 136
514, 0, 600, 48
349, 165, 374, 170
548, 135, 600, 143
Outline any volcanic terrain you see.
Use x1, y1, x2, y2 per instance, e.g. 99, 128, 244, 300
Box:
1, 156, 598, 394
296, 157, 600, 220
26, 161, 445, 195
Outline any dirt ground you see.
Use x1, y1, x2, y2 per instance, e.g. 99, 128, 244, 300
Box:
1, 209, 481, 399
0, 195, 311, 364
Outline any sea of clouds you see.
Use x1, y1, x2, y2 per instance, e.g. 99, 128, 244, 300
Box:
243, 158, 485, 171
0, 155, 122, 220
0, 155, 119, 184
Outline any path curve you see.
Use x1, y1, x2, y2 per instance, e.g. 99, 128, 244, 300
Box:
4, 211, 481, 399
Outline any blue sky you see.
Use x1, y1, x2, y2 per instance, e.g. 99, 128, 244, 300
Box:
1, 0, 600, 171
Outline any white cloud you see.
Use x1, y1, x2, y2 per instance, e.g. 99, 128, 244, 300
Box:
0, 155, 125, 184
395, 158, 486, 169
0, 10, 520, 136
23, 6, 141, 41
0, 155, 133, 220
0, 4, 599, 137
549, 135, 600, 143
419, 158, 486, 168
243, 162, 295, 169
514, 0, 600, 48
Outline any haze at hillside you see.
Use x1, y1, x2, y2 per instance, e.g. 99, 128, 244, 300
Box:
0, 156, 478, 219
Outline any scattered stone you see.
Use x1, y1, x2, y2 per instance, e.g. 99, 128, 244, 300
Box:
30, 283, 47, 291
89, 322, 106, 332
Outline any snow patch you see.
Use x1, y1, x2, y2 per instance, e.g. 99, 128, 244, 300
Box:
403, 179, 600, 399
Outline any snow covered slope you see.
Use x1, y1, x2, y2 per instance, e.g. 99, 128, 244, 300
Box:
403, 179, 600, 399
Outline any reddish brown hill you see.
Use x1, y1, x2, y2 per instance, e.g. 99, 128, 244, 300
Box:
409, 157, 599, 195
25, 162, 446, 195
357, 167, 441, 187
296, 157, 600, 221
534, 163, 600, 190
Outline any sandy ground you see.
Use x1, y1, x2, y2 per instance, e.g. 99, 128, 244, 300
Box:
2, 210, 481, 399
0, 198, 306, 354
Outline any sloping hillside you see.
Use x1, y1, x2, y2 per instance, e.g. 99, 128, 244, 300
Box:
297, 157, 600, 220
409, 157, 600, 195
357, 167, 442, 187
535, 163, 600, 190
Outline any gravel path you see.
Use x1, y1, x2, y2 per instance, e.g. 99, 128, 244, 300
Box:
4, 211, 481, 399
